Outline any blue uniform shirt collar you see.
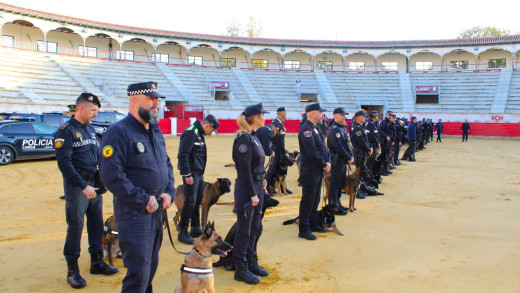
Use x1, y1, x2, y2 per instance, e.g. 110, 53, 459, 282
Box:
70, 117, 87, 128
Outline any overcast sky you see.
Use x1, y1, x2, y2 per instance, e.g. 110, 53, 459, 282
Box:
3, 0, 520, 41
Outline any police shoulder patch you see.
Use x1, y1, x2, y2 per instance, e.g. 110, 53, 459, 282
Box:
54, 138, 64, 148
59, 122, 69, 130
238, 144, 248, 153
304, 130, 312, 138
336, 133, 340, 138
356, 131, 362, 136
102, 145, 114, 158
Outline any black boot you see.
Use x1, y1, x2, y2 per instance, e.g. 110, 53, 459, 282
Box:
67, 258, 86, 289
90, 252, 119, 275
331, 203, 348, 216
285, 188, 293, 194
190, 226, 204, 238
234, 262, 261, 284
247, 257, 269, 277
178, 226, 194, 245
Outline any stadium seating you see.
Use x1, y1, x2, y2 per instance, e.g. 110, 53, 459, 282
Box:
1, 46, 519, 115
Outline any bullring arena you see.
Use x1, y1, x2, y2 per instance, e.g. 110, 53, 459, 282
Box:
0, 2, 520, 292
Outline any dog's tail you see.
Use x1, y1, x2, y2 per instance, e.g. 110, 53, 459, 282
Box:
282, 217, 298, 225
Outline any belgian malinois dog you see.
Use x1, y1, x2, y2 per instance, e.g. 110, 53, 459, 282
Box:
272, 151, 299, 195
324, 164, 364, 212
102, 216, 120, 267
173, 178, 232, 230
175, 222, 232, 293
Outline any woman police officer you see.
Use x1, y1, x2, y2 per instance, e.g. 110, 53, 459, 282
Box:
232, 103, 270, 285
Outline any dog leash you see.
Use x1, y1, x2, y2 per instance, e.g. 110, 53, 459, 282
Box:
159, 205, 190, 256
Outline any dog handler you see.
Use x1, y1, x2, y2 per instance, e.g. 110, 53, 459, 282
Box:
266, 107, 290, 194
298, 103, 331, 240
55, 93, 118, 289
232, 103, 270, 285
99, 81, 174, 293
177, 114, 220, 244
326, 108, 354, 215
350, 110, 374, 199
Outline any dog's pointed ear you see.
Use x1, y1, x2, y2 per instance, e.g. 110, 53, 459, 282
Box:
203, 222, 213, 239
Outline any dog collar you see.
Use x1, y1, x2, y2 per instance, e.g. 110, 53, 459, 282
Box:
103, 225, 118, 235
180, 264, 213, 275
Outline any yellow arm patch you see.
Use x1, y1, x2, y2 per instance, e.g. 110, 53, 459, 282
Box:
102, 145, 114, 158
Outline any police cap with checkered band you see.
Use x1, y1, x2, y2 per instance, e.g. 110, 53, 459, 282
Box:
127, 81, 166, 99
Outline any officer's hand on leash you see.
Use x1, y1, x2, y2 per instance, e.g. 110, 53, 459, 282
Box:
159, 193, 172, 209
251, 195, 259, 207
323, 162, 331, 173
348, 158, 355, 165
146, 196, 159, 213
185, 176, 194, 185
82, 185, 98, 200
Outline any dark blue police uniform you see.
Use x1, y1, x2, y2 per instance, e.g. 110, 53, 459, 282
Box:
99, 82, 175, 293
366, 111, 380, 169
256, 125, 274, 156
266, 115, 286, 191
326, 114, 353, 209
402, 120, 417, 161
351, 120, 371, 169
462, 122, 470, 141
435, 121, 444, 142
298, 103, 330, 239
177, 120, 207, 240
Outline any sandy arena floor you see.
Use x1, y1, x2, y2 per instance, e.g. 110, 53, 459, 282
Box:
0, 136, 519, 292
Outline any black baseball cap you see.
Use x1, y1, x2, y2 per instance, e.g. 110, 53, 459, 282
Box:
204, 114, 220, 130
369, 110, 378, 116
305, 103, 326, 113
333, 108, 347, 115
76, 93, 101, 108
243, 103, 269, 117
127, 81, 165, 98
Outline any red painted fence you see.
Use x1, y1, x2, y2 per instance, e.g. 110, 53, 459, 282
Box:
158, 119, 520, 137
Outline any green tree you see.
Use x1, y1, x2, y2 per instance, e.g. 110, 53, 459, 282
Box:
226, 19, 242, 37
245, 16, 262, 38
457, 26, 511, 39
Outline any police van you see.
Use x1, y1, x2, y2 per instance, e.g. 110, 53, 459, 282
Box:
6, 112, 69, 129
0, 119, 57, 165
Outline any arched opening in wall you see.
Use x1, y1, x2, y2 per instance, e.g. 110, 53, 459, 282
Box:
120, 38, 154, 62
221, 47, 250, 69
409, 51, 441, 72
2, 20, 44, 51
46, 27, 83, 55
188, 44, 219, 67
378, 52, 407, 72
156, 41, 186, 64
283, 50, 313, 71
515, 49, 520, 70
478, 48, 512, 70
443, 49, 476, 71
85, 33, 119, 59
252, 49, 282, 70
314, 51, 343, 71
345, 52, 376, 71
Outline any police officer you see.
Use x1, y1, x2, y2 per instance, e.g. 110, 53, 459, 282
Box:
232, 103, 269, 285
256, 123, 278, 157
350, 111, 373, 200
177, 115, 219, 244
402, 117, 417, 161
55, 93, 118, 289
60, 104, 78, 200
326, 108, 354, 215
298, 103, 330, 241
378, 111, 393, 176
462, 119, 470, 141
393, 118, 403, 166
266, 107, 289, 194
99, 82, 174, 293
366, 110, 380, 170
435, 119, 444, 142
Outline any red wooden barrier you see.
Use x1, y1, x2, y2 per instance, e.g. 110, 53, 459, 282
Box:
158, 119, 171, 134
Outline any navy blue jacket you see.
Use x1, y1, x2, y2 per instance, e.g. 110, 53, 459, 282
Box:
351, 121, 371, 154
298, 120, 330, 176
378, 118, 392, 142
408, 122, 417, 142
326, 121, 353, 162
271, 118, 286, 154
55, 117, 99, 189
394, 123, 402, 142
462, 123, 470, 132
177, 120, 207, 176
435, 122, 444, 132
232, 131, 266, 196
256, 125, 274, 156
99, 114, 175, 216
366, 119, 379, 146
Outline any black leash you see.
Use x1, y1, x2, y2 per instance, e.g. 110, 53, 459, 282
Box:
156, 198, 190, 256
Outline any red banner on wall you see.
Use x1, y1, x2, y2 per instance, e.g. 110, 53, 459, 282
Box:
415, 85, 438, 94
208, 81, 230, 90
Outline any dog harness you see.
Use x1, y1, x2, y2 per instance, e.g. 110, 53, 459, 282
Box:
180, 264, 213, 275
